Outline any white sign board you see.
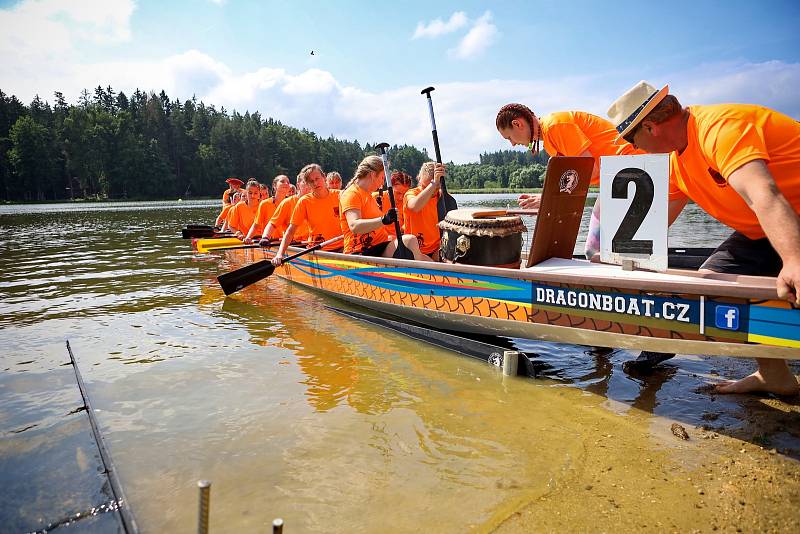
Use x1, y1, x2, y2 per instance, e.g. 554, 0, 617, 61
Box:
599, 154, 669, 272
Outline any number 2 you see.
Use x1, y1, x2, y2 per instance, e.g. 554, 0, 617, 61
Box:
611, 168, 654, 254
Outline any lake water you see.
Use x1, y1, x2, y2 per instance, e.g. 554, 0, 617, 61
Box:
1, 196, 798, 533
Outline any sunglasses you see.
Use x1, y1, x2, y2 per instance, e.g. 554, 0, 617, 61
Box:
622, 124, 641, 146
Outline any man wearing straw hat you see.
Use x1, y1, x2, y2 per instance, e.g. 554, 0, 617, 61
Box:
608, 81, 800, 395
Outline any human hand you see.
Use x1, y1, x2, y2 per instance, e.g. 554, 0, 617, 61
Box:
433, 163, 446, 185
776, 259, 800, 306
518, 194, 542, 210
381, 208, 398, 226
271, 255, 283, 267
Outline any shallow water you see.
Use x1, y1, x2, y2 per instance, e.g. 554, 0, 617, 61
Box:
0, 197, 797, 533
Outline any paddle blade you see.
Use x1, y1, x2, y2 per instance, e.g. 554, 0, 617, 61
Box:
443, 192, 457, 211
183, 227, 216, 239
217, 260, 276, 295
393, 243, 415, 260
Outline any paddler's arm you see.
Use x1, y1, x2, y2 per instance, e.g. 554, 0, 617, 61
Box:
668, 196, 689, 226
261, 222, 276, 241
406, 164, 444, 212
272, 224, 297, 266
243, 221, 260, 244
728, 159, 800, 304
344, 208, 386, 234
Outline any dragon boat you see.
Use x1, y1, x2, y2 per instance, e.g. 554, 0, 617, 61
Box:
209, 157, 800, 359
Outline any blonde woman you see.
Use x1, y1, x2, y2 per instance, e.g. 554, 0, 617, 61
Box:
339, 155, 431, 261
404, 162, 446, 261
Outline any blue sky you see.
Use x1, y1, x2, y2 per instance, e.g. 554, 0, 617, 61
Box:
1, 0, 799, 162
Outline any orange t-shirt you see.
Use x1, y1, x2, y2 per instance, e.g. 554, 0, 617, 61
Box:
227, 201, 260, 234
270, 195, 309, 242
540, 111, 642, 185
372, 190, 406, 237
668, 104, 800, 239
216, 203, 233, 225
254, 197, 279, 230
339, 183, 390, 254
222, 188, 234, 205
290, 190, 342, 250
403, 186, 440, 255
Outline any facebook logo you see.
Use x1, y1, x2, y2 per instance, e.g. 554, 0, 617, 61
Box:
715, 306, 740, 330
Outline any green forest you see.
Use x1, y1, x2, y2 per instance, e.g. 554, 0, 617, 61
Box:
0, 87, 549, 202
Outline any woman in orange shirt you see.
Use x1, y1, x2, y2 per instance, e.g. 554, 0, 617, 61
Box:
403, 162, 446, 261
215, 177, 244, 227
262, 175, 311, 242
273, 164, 342, 264
244, 175, 292, 243
339, 155, 431, 261
326, 171, 343, 190
495, 104, 643, 258
373, 171, 412, 238
226, 180, 262, 238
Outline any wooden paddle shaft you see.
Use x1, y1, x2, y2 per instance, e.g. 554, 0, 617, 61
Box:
472, 209, 539, 218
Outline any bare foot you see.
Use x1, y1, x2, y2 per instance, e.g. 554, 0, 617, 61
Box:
715, 365, 800, 396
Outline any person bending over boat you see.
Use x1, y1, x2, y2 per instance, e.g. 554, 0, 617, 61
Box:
495, 103, 644, 258
609, 81, 800, 396
244, 175, 292, 244
326, 171, 343, 191
374, 171, 412, 239
340, 155, 432, 261
227, 180, 263, 239
262, 174, 311, 243
272, 165, 343, 265
404, 162, 447, 261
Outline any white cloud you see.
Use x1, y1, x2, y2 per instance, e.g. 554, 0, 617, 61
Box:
412, 11, 467, 39
448, 11, 498, 60
0, 0, 134, 55
0, 4, 798, 166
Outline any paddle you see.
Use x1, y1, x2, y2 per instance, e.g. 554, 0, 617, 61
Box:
376, 143, 415, 260
472, 209, 539, 218
198, 239, 280, 253
182, 227, 233, 239
217, 235, 343, 296
421, 86, 458, 220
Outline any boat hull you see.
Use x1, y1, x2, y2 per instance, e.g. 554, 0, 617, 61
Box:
224, 247, 800, 360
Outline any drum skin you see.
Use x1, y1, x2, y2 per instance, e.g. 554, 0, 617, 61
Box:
439, 209, 526, 268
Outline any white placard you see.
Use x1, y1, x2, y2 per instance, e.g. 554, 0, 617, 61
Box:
599, 154, 669, 272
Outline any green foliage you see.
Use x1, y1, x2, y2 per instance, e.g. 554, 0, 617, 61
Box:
0, 87, 551, 201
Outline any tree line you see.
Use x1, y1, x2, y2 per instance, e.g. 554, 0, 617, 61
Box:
0, 87, 549, 202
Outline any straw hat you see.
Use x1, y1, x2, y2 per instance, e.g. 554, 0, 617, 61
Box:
607, 81, 669, 140
225, 177, 244, 187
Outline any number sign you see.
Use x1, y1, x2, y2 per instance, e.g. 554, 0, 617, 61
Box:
600, 154, 669, 272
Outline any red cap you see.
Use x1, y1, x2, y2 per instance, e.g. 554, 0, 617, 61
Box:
225, 177, 244, 187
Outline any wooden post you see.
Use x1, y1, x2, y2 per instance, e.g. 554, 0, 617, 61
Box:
197, 480, 211, 534
503, 351, 519, 376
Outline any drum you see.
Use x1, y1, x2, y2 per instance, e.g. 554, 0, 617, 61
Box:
439, 208, 526, 268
